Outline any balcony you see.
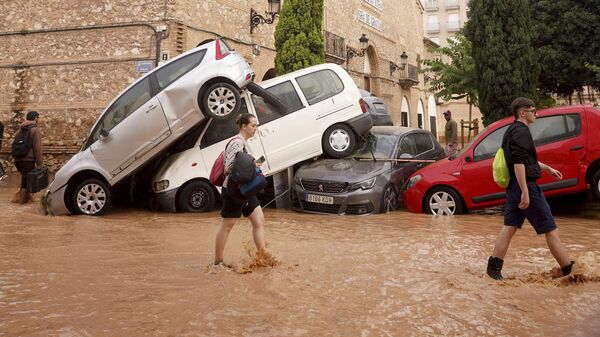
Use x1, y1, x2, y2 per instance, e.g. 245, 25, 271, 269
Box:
447, 20, 461, 31
398, 64, 419, 89
445, 0, 459, 9
424, 0, 438, 11
427, 22, 440, 33
324, 31, 346, 64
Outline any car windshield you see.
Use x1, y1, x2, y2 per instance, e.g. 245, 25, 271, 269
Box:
453, 126, 490, 158
349, 133, 396, 160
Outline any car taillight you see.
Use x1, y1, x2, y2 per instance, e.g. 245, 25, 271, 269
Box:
359, 98, 368, 113
215, 39, 230, 60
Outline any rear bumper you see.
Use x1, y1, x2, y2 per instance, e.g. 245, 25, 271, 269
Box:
154, 188, 178, 212
346, 113, 373, 136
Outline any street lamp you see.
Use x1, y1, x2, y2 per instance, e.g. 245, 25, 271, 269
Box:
390, 51, 409, 76
250, 0, 281, 34
346, 34, 369, 61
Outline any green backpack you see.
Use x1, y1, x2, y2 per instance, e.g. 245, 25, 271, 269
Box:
493, 147, 510, 188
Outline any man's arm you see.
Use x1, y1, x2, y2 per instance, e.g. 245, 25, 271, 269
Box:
538, 161, 562, 180
32, 128, 43, 167
449, 120, 458, 144
514, 163, 529, 209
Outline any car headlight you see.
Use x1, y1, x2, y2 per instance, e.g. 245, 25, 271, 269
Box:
348, 177, 377, 191
406, 174, 422, 189
153, 180, 169, 192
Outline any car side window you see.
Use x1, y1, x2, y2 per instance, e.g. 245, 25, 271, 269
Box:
531, 114, 581, 146
155, 50, 206, 91
260, 80, 304, 118
296, 69, 344, 105
473, 125, 509, 162
398, 134, 418, 157
251, 95, 283, 125
414, 133, 434, 155
200, 99, 248, 148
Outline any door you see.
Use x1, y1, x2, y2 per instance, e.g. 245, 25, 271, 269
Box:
530, 113, 584, 189
90, 77, 170, 178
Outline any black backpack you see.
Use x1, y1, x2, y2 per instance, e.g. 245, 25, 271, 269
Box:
11, 125, 35, 158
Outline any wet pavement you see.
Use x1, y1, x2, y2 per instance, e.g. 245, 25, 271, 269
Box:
1, 187, 599, 337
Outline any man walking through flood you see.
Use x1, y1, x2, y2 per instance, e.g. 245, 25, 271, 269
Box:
486, 97, 574, 280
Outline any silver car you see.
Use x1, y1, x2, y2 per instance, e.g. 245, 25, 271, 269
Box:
360, 89, 393, 126
42, 38, 255, 215
292, 126, 444, 215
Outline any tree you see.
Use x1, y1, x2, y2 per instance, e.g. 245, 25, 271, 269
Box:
421, 35, 478, 130
464, 0, 539, 126
274, 0, 324, 76
531, 0, 600, 100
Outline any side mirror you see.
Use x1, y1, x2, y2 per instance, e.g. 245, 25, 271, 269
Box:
465, 156, 472, 162
99, 128, 109, 141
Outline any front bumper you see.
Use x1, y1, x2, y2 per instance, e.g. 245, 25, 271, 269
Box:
291, 183, 380, 215
42, 184, 70, 216
154, 188, 179, 212
402, 185, 425, 213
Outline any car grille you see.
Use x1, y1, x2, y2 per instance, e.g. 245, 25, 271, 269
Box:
300, 201, 341, 214
300, 179, 347, 193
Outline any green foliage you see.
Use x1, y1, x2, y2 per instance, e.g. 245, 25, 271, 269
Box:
464, 0, 539, 126
421, 35, 478, 107
274, 0, 324, 76
531, 0, 600, 95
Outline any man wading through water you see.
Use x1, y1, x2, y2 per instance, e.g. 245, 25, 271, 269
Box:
487, 97, 574, 280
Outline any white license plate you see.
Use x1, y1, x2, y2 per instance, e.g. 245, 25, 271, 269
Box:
306, 194, 333, 204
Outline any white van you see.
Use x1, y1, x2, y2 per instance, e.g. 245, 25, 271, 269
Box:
152, 63, 373, 212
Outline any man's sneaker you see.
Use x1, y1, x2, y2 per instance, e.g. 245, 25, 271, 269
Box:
208, 261, 234, 273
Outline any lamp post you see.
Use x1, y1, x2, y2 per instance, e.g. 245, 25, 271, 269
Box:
390, 51, 409, 76
346, 34, 369, 61
250, 0, 281, 34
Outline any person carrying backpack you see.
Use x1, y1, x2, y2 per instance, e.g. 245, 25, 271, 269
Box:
12, 111, 43, 204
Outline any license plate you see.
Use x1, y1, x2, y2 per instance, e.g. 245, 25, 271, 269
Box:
306, 194, 333, 204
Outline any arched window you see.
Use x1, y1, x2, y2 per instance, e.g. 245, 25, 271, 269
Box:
428, 95, 438, 139
417, 99, 425, 129
401, 96, 410, 127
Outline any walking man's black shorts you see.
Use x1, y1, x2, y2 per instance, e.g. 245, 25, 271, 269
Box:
504, 180, 557, 234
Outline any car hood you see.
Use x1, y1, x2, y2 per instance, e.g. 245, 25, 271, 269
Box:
296, 159, 389, 182
415, 156, 461, 176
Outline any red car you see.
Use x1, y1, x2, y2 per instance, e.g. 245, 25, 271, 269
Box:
403, 105, 600, 215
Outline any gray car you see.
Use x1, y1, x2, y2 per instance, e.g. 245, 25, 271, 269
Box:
360, 89, 393, 126
291, 126, 444, 215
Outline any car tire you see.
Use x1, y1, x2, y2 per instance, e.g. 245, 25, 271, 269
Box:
322, 124, 356, 158
424, 186, 464, 216
380, 184, 399, 213
73, 178, 111, 216
201, 82, 241, 119
592, 169, 600, 201
178, 181, 216, 213
246, 82, 288, 115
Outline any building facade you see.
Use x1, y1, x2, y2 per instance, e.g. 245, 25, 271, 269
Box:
0, 0, 441, 173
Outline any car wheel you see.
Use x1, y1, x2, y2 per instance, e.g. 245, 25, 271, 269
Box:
424, 186, 463, 216
246, 82, 288, 115
322, 124, 356, 158
178, 181, 216, 213
73, 178, 111, 216
201, 82, 241, 119
592, 169, 600, 200
381, 184, 399, 213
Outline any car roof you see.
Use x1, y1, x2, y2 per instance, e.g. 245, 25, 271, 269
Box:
371, 126, 425, 137
258, 63, 346, 87
484, 104, 596, 131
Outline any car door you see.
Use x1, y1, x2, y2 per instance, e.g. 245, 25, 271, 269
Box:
90, 77, 170, 178
252, 80, 314, 172
393, 132, 436, 187
460, 124, 511, 204
529, 112, 584, 190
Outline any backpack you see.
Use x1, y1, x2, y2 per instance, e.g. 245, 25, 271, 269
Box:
492, 124, 516, 188
493, 147, 510, 188
209, 137, 241, 186
11, 125, 35, 158
229, 151, 256, 184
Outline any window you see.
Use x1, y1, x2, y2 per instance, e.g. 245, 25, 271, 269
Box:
474, 125, 510, 161
531, 114, 582, 146
401, 111, 409, 127
297, 70, 344, 105
200, 99, 249, 148
251, 95, 283, 125
265, 81, 304, 114
447, 13, 460, 31
156, 50, 206, 90
373, 102, 387, 114
87, 77, 153, 147
399, 134, 418, 156
414, 133, 433, 154
427, 15, 439, 33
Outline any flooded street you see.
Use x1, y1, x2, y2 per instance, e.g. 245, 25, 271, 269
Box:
1, 189, 599, 337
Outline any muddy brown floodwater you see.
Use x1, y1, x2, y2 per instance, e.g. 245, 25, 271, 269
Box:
1, 188, 599, 337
